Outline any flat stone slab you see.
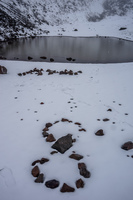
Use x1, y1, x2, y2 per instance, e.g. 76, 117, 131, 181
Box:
52, 134, 73, 154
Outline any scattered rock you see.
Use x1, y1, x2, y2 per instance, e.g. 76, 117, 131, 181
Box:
107, 108, 112, 112
76, 178, 84, 188
119, 27, 127, 30
35, 173, 44, 183
66, 57, 72, 61
31, 166, 40, 177
52, 134, 73, 154
32, 160, 40, 166
46, 134, 56, 142
78, 163, 91, 178
103, 118, 110, 122
50, 58, 54, 62
40, 102, 44, 105
40, 56, 47, 59
42, 127, 49, 132
45, 179, 60, 189
75, 122, 81, 126
0, 65, 7, 74
28, 56, 33, 60
69, 154, 83, 161
121, 141, 133, 151
60, 183, 75, 192
95, 129, 104, 136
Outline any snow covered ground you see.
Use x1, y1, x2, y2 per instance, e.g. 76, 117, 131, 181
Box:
0, 1, 133, 200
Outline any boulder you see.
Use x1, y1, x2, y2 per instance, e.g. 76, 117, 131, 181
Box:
0, 65, 7, 74
52, 134, 73, 154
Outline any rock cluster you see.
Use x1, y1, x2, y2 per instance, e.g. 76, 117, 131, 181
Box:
46, 69, 82, 76
31, 118, 90, 192
18, 68, 82, 76
18, 68, 44, 76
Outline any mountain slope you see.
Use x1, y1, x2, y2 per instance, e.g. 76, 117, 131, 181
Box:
0, 0, 133, 41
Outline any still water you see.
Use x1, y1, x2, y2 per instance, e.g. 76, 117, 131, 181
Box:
0, 36, 133, 63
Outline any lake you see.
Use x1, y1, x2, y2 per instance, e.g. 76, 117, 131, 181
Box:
0, 36, 133, 63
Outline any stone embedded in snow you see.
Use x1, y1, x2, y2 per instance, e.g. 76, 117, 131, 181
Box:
121, 141, 133, 151
35, 173, 44, 183
76, 178, 84, 188
52, 134, 73, 154
45, 123, 53, 128
69, 153, 83, 161
42, 131, 49, 138
60, 183, 75, 192
103, 118, 110, 122
45, 179, 60, 189
78, 163, 91, 178
46, 134, 56, 142
32, 158, 49, 166
31, 166, 40, 177
95, 129, 104, 136
0, 65, 7, 74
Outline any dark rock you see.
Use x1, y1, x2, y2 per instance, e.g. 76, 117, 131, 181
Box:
0, 65, 7, 74
52, 134, 73, 154
61, 118, 69, 122
54, 121, 60, 124
35, 173, 44, 183
18, 73, 22, 76
40, 56, 47, 59
78, 71, 82, 73
95, 129, 104, 136
28, 56, 33, 60
119, 27, 127, 30
74, 29, 78, 31
121, 141, 133, 151
103, 118, 110, 122
79, 128, 86, 132
76, 178, 84, 188
72, 138, 76, 143
40, 158, 49, 164
50, 151, 58, 155
50, 58, 54, 62
46, 134, 56, 142
60, 183, 75, 192
75, 122, 81, 126
66, 57, 72, 61
40, 102, 44, 105
69, 153, 83, 160
42, 127, 49, 132
38, 71, 43, 76
45, 179, 60, 189
31, 166, 40, 177
32, 158, 49, 166
45, 123, 53, 128
42, 131, 49, 137
78, 163, 91, 178
107, 108, 112, 112
32, 160, 40, 166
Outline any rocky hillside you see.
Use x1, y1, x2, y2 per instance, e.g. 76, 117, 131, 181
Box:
0, 0, 133, 41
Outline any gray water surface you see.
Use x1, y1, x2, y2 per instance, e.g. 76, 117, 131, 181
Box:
0, 36, 133, 63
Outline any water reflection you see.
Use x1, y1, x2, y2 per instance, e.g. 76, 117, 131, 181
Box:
0, 36, 133, 63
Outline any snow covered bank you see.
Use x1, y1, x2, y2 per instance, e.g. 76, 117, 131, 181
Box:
0, 60, 133, 200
